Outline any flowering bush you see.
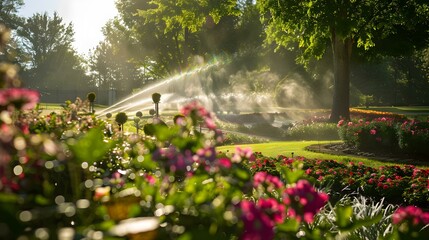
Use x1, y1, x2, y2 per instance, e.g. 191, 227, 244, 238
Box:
337, 117, 398, 151
338, 117, 429, 158
391, 206, 429, 239
397, 120, 429, 157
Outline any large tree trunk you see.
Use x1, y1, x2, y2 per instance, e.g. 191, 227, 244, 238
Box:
330, 31, 352, 122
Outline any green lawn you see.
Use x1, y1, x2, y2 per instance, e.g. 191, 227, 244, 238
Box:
217, 141, 428, 169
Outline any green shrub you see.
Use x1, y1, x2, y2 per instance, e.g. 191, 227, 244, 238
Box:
219, 132, 269, 146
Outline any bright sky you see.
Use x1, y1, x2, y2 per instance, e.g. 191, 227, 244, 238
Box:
19, 0, 118, 54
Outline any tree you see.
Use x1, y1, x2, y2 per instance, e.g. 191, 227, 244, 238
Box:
88, 19, 144, 94
0, 0, 24, 28
16, 12, 90, 93
257, 0, 429, 121
17, 12, 74, 68
115, 0, 242, 75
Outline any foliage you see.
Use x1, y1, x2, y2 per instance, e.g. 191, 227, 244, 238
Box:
87, 19, 144, 93
0, 0, 24, 29
16, 12, 90, 92
219, 132, 269, 146
397, 120, 429, 157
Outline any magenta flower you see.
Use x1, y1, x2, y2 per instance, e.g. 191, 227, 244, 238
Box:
257, 198, 286, 224
283, 179, 329, 223
240, 200, 274, 240
217, 157, 232, 169
180, 101, 217, 130
370, 129, 377, 135
232, 147, 255, 163
392, 206, 429, 226
253, 172, 284, 190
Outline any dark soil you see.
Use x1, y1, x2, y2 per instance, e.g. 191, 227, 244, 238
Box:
306, 143, 429, 167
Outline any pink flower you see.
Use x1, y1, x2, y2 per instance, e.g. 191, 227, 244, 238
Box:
240, 200, 274, 240
283, 180, 329, 223
0, 88, 39, 110
253, 172, 284, 190
145, 174, 156, 185
232, 147, 255, 163
337, 120, 345, 127
218, 158, 232, 169
392, 206, 429, 226
180, 101, 217, 130
257, 198, 286, 224
370, 129, 377, 135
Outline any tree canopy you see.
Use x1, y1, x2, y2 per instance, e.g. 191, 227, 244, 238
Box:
257, 0, 429, 121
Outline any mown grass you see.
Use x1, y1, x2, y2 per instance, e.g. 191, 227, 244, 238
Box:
217, 141, 428, 169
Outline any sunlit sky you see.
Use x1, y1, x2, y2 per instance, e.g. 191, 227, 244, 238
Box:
19, 0, 118, 55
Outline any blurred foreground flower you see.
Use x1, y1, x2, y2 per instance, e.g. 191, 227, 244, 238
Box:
0, 88, 39, 110
283, 179, 329, 223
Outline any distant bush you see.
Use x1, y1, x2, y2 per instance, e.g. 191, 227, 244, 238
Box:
219, 132, 269, 146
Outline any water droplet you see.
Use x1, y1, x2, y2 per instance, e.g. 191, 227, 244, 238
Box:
13, 137, 26, 151
84, 180, 93, 188
35, 228, 49, 240
81, 162, 88, 169
19, 211, 32, 222
76, 199, 90, 209
13, 165, 23, 176
45, 161, 54, 169
55, 195, 65, 205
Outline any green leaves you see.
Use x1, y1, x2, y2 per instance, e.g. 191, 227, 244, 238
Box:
335, 204, 383, 233
277, 164, 304, 184
68, 127, 113, 164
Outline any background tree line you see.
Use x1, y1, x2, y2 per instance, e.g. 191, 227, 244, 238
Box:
1, 0, 428, 118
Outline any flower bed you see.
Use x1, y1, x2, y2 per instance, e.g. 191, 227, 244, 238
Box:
247, 152, 429, 207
